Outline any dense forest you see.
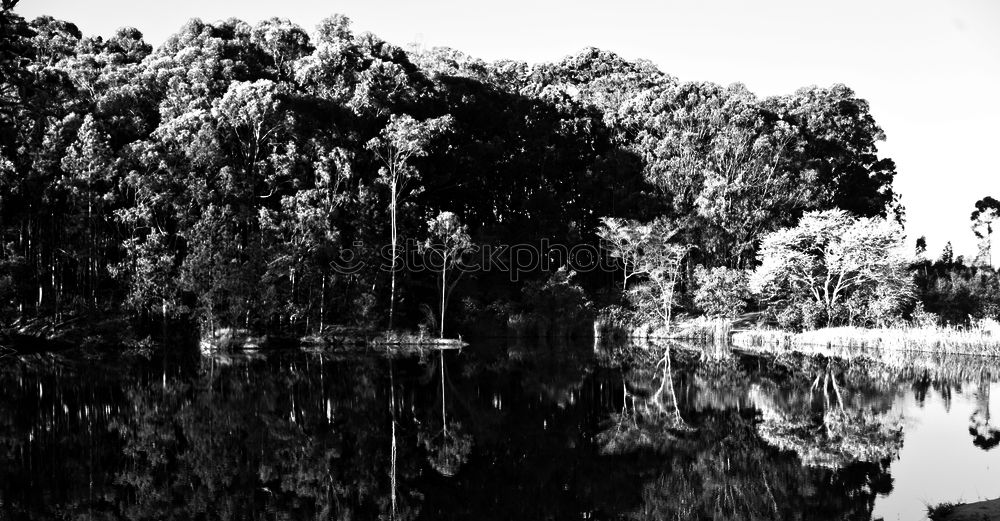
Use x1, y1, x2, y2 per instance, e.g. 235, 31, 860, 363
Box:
6, 1, 988, 340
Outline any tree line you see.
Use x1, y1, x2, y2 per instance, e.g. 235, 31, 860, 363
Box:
0, 2, 907, 337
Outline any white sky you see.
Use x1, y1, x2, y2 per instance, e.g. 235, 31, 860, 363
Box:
16, 0, 1000, 260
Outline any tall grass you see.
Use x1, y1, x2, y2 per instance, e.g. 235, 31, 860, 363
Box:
733, 319, 1000, 356
670, 316, 733, 343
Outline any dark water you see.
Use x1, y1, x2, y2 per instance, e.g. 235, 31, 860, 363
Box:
0, 340, 998, 520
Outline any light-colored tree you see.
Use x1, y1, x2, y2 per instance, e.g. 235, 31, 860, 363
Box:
596, 217, 648, 291
751, 209, 913, 327
213, 79, 287, 183
250, 18, 310, 79
423, 211, 472, 338
632, 242, 688, 330
600, 217, 688, 329
366, 114, 452, 329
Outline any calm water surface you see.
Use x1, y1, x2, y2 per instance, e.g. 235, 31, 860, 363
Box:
0, 340, 997, 520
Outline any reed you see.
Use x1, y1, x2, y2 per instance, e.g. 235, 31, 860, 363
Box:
593, 306, 636, 339
730, 329, 794, 349
732, 319, 1000, 356
668, 316, 733, 343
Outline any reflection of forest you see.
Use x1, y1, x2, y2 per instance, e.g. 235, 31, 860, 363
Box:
0, 344, 997, 520
595, 347, 898, 519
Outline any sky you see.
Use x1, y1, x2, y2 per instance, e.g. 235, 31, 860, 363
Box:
15, 0, 1000, 259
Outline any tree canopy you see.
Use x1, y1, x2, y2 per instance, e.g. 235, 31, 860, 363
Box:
0, 8, 904, 335
751, 210, 913, 328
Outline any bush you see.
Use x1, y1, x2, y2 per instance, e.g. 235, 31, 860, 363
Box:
775, 300, 828, 331
594, 305, 636, 337
909, 302, 939, 328
517, 267, 594, 337
692, 265, 751, 318
776, 304, 803, 331
802, 301, 828, 330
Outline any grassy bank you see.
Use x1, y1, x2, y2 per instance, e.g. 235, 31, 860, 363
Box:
594, 312, 766, 345
928, 498, 1000, 521
733, 322, 1000, 356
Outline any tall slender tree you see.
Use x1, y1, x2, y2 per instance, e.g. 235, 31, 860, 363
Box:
422, 211, 471, 338
366, 113, 452, 329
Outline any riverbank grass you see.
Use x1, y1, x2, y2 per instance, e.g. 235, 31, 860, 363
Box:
927, 498, 1000, 521
733, 321, 1000, 356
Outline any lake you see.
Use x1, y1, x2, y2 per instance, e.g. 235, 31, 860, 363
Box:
0, 340, 997, 520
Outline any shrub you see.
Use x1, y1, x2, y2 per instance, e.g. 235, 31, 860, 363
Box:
692, 265, 751, 317
517, 266, 594, 337
909, 302, 939, 328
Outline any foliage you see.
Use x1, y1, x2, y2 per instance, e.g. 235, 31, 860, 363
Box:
692, 265, 751, 317
527, 267, 593, 317
912, 252, 1000, 325
909, 301, 940, 328
613, 81, 899, 269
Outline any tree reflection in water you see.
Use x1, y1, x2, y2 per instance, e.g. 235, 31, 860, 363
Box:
597, 344, 691, 455
970, 370, 1000, 450
594, 344, 898, 520
418, 350, 473, 477
0, 343, 996, 519
751, 357, 904, 469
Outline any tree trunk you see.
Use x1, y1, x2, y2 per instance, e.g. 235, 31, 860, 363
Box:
319, 275, 326, 332
388, 183, 398, 331
440, 257, 447, 338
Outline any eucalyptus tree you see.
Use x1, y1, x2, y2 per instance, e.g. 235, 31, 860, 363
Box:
250, 18, 311, 80
293, 15, 360, 103
259, 145, 353, 331
0, 11, 86, 321
119, 21, 280, 329
599, 217, 688, 329
596, 217, 647, 291
60, 115, 114, 309
633, 224, 689, 330
613, 80, 899, 269
0, 8, 912, 337
366, 113, 452, 329
422, 211, 471, 338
